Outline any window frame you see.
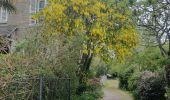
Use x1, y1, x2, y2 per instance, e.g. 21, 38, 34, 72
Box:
0, 7, 8, 23
29, 0, 47, 26
29, 0, 37, 25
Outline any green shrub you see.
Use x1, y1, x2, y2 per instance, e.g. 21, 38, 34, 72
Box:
0, 33, 82, 99
166, 87, 170, 100
111, 71, 118, 79
119, 67, 134, 90
96, 64, 107, 77
73, 81, 103, 100
74, 90, 103, 100
128, 71, 141, 99
136, 71, 166, 100
74, 77, 103, 100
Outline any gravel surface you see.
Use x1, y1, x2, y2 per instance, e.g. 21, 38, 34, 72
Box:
103, 80, 133, 100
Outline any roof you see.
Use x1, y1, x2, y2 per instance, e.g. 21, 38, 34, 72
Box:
0, 25, 17, 37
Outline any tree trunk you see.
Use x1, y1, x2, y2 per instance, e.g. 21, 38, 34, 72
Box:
76, 52, 93, 94
156, 35, 167, 57
76, 40, 94, 95
166, 33, 170, 88
168, 34, 170, 57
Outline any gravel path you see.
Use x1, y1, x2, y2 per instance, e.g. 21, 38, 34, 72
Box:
103, 79, 133, 100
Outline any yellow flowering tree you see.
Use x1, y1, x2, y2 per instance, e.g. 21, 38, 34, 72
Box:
37, 0, 138, 92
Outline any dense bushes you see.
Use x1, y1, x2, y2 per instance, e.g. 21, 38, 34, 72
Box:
128, 71, 141, 99
90, 58, 109, 78
0, 31, 105, 99
137, 71, 166, 100
73, 77, 103, 99
166, 87, 170, 99
74, 90, 103, 100
74, 78, 103, 100
119, 69, 166, 100
0, 33, 82, 99
119, 67, 134, 90
96, 64, 107, 77
114, 47, 168, 100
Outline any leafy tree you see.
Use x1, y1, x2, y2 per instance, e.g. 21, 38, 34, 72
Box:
0, 0, 16, 12
133, 0, 170, 57
36, 0, 139, 93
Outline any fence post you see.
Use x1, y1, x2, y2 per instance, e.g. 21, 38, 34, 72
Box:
16, 86, 18, 100
68, 78, 71, 100
39, 76, 43, 100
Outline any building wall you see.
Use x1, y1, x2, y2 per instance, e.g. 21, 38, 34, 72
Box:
0, 0, 31, 42
0, 0, 46, 42
8, 0, 30, 41
0, 0, 35, 52
8, 0, 30, 27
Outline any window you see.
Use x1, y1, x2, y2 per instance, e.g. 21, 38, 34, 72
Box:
29, 0, 47, 25
0, 7, 8, 23
30, 0, 37, 13
39, 1, 45, 11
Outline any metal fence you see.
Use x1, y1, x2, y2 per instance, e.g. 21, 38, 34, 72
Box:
0, 76, 71, 100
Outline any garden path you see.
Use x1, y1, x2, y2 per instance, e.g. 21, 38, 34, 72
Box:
103, 79, 133, 100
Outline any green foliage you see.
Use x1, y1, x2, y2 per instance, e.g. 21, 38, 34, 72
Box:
119, 67, 134, 90
74, 83, 103, 100
74, 91, 102, 100
115, 47, 167, 75
128, 71, 141, 99
134, 47, 167, 71
166, 87, 170, 100
96, 64, 108, 77
74, 77, 103, 100
90, 56, 110, 77
110, 46, 168, 99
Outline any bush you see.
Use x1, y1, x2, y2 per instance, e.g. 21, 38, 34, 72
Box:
74, 91, 102, 100
128, 71, 141, 99
119, 67, 134, 90
87, 78, 101, 91
166, 87, 170, 100
136, 71, 166, 100
0, 33, 83, 99
112, 71, 118, 79
96, 64, 107, 77
73, 78, 103, 100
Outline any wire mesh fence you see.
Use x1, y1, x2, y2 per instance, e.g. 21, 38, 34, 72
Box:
0, 76, 71, 100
